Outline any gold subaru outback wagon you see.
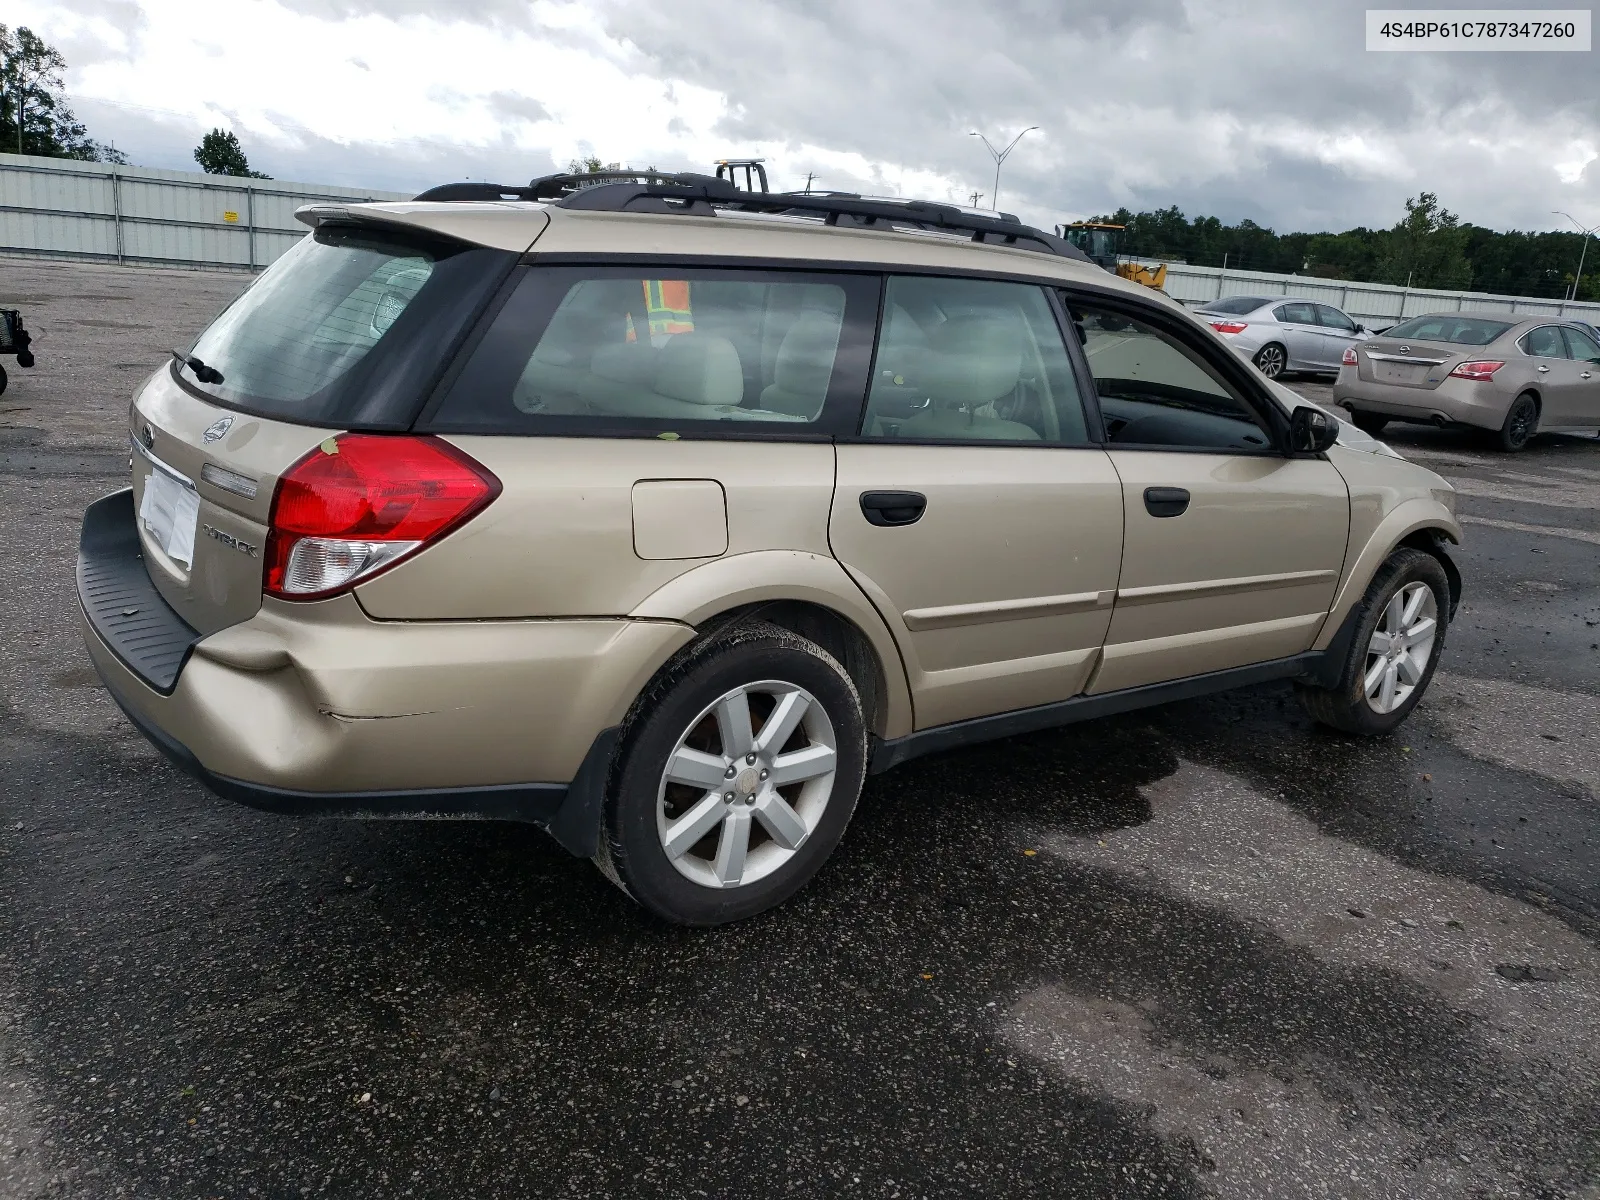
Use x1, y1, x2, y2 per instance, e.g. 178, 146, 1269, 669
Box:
79, 173, 1462, 925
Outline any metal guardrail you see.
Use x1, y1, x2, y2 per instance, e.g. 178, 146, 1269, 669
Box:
0, 152, 409, 273
1124, 255, 1600, 325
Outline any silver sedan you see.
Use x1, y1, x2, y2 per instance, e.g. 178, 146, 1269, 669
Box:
1334, 313, 1600, 451
1192, 295, 1376, 379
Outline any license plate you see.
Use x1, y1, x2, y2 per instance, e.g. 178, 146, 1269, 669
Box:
1375, 361, 1427, 384
137, 457, 200, 567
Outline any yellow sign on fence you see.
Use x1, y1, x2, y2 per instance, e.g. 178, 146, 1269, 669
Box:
222, 211, 239, 224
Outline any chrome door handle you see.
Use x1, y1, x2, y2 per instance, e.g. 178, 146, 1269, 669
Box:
1536, 365, 1550, 373
1583, 371, 1594, 379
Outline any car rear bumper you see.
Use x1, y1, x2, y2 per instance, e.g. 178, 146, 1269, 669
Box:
78, 489, 694, 855
1333, 368, 1508, 431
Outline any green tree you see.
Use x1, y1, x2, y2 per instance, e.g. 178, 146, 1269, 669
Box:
194, 128, 270, 178
1378, 192, 1471, 290
0, 24, 124, 162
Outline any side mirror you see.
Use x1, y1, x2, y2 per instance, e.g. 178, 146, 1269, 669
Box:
1355, 324, 1369, 334
1289, 405, 1339, 454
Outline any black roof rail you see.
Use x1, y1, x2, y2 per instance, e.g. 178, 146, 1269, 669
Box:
412, 171, 719, 204
411, 173, 1091, 264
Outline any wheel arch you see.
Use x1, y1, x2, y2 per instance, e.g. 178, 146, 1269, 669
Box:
1313, 500, 1463, 653
1397, 528, 1461, 617
628, 551, 914, 739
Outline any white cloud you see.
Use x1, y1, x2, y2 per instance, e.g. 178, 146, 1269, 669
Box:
13, 0, 1600, 232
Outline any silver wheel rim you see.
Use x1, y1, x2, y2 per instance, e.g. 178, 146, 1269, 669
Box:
655, 681, 838, 889
1363, 582, 1438, 714
1258, 345, 1284, 377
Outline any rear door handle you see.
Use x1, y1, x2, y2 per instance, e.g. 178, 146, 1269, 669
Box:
1536, 365, 1550, 373
1582, 371, 1593, 379
1144, 486, 1190, 518
860, 490, 927, 527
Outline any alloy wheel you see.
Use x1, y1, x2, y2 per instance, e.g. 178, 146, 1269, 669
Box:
1363, 582, 1438, 714
1255, 345, 1285, 378
1506, 396, 1536, 448
655, 681, 838, 889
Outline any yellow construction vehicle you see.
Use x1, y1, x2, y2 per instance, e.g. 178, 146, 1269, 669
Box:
1058, 222, 1168, 291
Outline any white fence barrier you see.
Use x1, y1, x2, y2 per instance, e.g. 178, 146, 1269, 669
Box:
0, 152, 409, 273
1130, 256, 1600, 325
6, 152, 1600, 324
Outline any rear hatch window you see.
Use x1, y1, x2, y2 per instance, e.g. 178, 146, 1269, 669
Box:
1380, 316, 1512, 346
179, 225, 515, 429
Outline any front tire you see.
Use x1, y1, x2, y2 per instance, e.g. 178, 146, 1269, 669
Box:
1253, 343, 1287, 379
595, 620, 868, 926
1496, 392, 1538, 452
1298, 548, 1449, 735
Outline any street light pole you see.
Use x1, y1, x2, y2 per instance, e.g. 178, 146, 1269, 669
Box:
969, 126, 1038, 211
1553, 210, 1597, 301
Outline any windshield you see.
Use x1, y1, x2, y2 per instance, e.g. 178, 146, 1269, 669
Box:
1200, 296, 1271, 315
1382, 315, 1513, 346
182, 226, 513, 427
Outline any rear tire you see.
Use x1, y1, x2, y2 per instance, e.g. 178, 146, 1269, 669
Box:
1495, 392, 1538, 452
1298, 548, 1449, 735
1351, 412, 1389, 436
1253, 343, 1287, 379
594, 620, 868, 926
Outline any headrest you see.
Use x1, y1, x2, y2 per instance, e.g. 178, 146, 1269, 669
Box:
926, 314, 1023, 408
655, 333, 745, 406
773, 310, 843, 396
591, 341, 658, 385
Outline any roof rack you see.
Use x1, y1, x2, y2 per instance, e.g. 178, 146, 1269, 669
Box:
411, 171, 1091, 264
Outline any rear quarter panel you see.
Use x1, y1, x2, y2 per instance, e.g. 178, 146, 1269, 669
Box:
354, 437, 836, 619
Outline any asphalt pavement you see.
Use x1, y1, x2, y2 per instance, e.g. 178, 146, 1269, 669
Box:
1, 258, 1597, 1199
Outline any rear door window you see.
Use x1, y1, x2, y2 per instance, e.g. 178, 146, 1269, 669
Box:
858, 276, 1091, 444
426, 266, 878, 437
1521, 326, 1569, 358
1275, 302, 1317, 325
182, 226, 515, 428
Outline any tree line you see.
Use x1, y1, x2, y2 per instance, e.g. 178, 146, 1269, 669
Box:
1093, 192, 1596, 301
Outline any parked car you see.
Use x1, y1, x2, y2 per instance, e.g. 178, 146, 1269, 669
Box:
1335, 312, 1600, 450
78, 174, 1461, 925
1192, 295, 1375, 379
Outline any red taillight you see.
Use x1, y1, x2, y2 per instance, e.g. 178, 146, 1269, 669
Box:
1210, 320, 1249, 335
265, 435, 501, 600
1447, 360, 1505, 382
1341, 347, 1359, 366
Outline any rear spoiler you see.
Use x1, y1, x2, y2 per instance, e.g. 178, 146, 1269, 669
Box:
292, 202, 548, 254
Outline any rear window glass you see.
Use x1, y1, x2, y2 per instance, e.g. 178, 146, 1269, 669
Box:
1383, 315, 1513, 346
181, 226, 512, 427
427, 267, 878, 437
1200, 296, 1270, 315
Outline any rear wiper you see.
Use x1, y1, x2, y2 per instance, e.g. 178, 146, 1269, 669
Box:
171, 349, 225, 385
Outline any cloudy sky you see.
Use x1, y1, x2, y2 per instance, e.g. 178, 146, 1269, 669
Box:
13, 0, 1600, 234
